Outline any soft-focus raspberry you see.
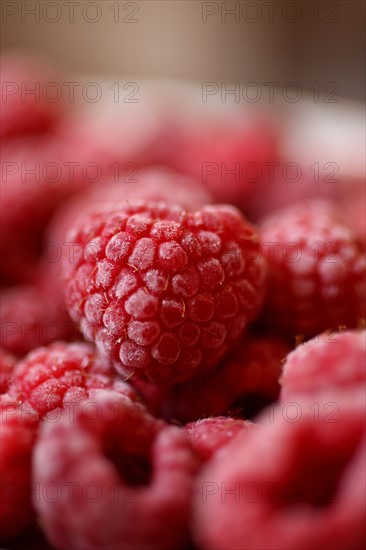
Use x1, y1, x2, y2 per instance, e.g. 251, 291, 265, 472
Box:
165, 113, 279, 210
0, 52, 63, 139
62, 201, 267, 384
259, 200, 366, 339
194, 391, 366, 550
0, 394, 39, 542
0, 284, 78, 355
9, 342, 138, 418
0, 348, 17, 394
280, 329, 366, 403
137, 335, 290, 423
185, 416, 253, 462
33, 390, 198, 550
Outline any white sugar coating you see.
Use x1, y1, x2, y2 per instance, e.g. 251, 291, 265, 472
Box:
128, 237, 156, 270
125, 288, 159, 319
119, 341, 149, 368
158, 241, 188, 271
84, 293, 106, 323
84, 237, 104, 262
127, 320, 161, 346
105, 231, 134, 262
95, 259, 115, 289
125, 214, 152, 236
172, 267, 200, 298
113, 268, 138, 299
197, 231, 222, 255
142, 269, 169, 294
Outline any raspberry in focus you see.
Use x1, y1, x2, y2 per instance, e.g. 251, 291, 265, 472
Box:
62, 201, 267, 384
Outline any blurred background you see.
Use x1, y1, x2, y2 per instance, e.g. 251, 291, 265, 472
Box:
1, 0, 365, 100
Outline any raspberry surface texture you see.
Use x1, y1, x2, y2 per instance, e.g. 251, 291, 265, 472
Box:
185, 416, 253, 462
259, 200, 366, 339
9, 341, 138, 417
62, 202, 267, 384
280, 329, 366, 402
0, 395, 39, 542
33, 390, 198, 550
193, 391, 366, 550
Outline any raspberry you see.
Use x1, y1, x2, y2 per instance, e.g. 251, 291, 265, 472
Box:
259, 200, 366, 339
0, 284, 78, 355
0, 348, 17, 394
137, 335, 290, 423
33, 390, 198, 550
185, 416, 253, 462
0, 394, 39, 542
62, 202, 266, 384
0, 52, 63, 139
9, 342, 138, 418
280, 329, 366, 403
193, 391, 366, 550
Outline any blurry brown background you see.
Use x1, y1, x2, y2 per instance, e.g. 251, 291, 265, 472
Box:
1, 0, 365, 100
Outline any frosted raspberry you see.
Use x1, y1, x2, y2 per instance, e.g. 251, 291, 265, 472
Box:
9, 342, 138, 418
194, 391, 366, 550
185, 416, 253, 462
0, 348, 17, 394
280, 329, 366, 403
0, 284, 78, 355
137, 335, 290, 423
62, 202, 267, 384
0, 394, 39, 543
33, 390, 198, 550
259, 200, 366, 339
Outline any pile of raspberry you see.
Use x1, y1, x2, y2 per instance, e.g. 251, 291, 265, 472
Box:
1, 53, 365, 550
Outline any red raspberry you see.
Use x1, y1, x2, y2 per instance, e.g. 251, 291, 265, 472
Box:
62, 201, 267, 384
137, 335, 290, 423
280, 329, 366, 403
9, 342, 138, 418
0, 394, 39, 543
0, 52, 63, 139
193, 391, 366, 550
259, 200, 366, 339
185, 416, 253, 462
0, 348, 17, 394
0, 284, 78, 355
33, 390, 198, 550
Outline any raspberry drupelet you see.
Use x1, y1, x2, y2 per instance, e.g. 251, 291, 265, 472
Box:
62, 201, 267, 384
